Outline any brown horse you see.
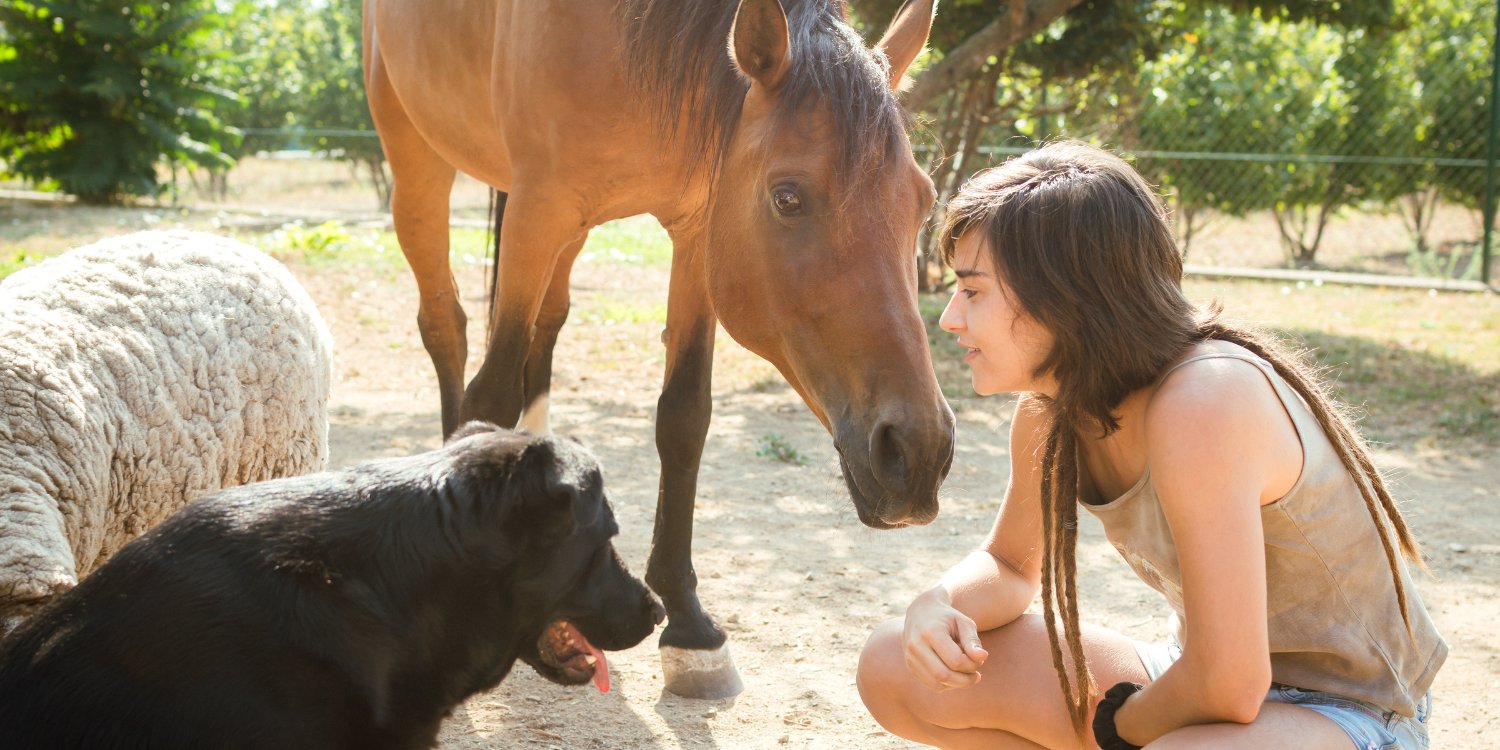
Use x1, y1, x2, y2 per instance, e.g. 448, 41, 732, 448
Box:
364, 0, 954, 697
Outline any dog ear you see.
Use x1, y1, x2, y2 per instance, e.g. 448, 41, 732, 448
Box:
500, 437, 580, 539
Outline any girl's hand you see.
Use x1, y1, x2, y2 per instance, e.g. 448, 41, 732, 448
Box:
901, 588, 990, 692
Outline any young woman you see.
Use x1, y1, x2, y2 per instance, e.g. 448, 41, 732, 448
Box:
856, 141, 1445, 750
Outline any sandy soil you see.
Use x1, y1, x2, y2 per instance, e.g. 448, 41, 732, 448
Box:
282, 250, 1499, 750
1, 198, 1492, 748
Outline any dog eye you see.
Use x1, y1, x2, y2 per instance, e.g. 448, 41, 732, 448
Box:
772, 186, 802, 215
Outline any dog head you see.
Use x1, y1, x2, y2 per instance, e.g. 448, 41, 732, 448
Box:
445, 422, 663, 691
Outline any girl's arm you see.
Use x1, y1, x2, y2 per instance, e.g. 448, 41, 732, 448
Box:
901, 396, 1047, 691
1114, 359, 1302, 743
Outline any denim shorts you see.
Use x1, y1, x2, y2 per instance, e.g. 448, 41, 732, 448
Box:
1133, 640, 1433, 750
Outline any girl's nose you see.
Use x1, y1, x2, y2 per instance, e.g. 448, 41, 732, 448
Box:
939, 294, 963, 333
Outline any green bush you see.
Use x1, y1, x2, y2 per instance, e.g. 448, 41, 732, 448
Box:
199, 0, 387, 207
0, 0, 234, 203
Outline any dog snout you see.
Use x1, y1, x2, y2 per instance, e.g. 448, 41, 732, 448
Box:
649, 596, 665, 626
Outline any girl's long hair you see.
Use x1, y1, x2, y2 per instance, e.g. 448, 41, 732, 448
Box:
939, 140, 1424, 738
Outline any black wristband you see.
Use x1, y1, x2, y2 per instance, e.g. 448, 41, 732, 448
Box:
1092, 681, 1145, 750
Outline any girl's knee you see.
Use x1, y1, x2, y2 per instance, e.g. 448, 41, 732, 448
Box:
857, 619, 905, 682
857, 620, 902, 692
858, 619, 923, 734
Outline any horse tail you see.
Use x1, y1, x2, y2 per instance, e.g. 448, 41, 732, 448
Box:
485, 188, 508, 343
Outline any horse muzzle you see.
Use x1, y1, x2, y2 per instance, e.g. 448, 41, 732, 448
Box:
833, 406, 954, 529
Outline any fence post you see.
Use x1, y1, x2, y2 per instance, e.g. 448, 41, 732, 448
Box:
1485, 0, 1500, 287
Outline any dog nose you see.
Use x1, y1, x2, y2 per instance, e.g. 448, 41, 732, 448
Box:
650, 597, 665, 626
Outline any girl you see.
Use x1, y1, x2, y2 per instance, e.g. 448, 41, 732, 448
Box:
856, 141, 1445, 750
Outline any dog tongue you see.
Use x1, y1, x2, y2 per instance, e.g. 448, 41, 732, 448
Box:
554, 620, 611, 693
589, 640, 610, 693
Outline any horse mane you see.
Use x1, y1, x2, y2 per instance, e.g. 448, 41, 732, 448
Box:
620, 0, 910, 186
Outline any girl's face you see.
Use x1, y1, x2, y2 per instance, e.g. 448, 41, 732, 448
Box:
939, 232, 1057, 397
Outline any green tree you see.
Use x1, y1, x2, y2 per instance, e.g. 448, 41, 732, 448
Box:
852, 0, 1393, 113
1413, 0, 1492, 214
1327, 25, 1433, 254
1257, 19, 1349, 265
850, 0, 1398, 285
1135, 10, 1353, 266
295, 0, 387, 208
187, 0, 281, 199
200, 0, 387, 208
0, 21, 16, 166
0, 0, 234, 203
1132, 11, 1285, 255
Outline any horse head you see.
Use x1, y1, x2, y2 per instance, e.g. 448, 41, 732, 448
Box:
705, 0, 953, 528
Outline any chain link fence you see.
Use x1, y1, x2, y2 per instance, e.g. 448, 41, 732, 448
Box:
1104, 0, 1496, 288
912, 0, 1497, 291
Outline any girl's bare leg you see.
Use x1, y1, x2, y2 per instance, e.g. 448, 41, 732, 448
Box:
1147, 703, 1352, 749
858, 614, 1147, 750
859, 614, 1358, 750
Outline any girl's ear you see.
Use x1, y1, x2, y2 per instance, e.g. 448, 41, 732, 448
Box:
875, 0, 935, 90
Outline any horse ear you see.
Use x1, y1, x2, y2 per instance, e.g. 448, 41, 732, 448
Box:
731, 0, 791, 91
875, 0, 936, 91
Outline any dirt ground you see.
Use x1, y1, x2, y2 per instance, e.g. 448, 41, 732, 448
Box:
3, 201, 1497, 748
284, 249, 1499, 750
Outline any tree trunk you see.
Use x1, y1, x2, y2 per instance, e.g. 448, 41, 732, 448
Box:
902, 0, 1085, 112
919, 62, 1004, 292
1399, 186, 1438, 255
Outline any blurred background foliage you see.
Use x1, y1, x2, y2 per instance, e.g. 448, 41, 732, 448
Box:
0, 0, 234, 203
0, 0, 1494, 283
853, 0, 1493, 285
0, 0, 380, 205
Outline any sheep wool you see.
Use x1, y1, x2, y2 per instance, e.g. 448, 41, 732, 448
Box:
0, 230, 333, 628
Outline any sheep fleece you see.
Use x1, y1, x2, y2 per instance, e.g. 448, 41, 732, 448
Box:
0, 230, 333, 620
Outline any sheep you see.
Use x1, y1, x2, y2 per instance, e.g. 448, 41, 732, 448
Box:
0, 229, 334, 631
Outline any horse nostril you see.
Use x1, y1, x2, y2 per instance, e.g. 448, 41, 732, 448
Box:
871, 421, 909, 488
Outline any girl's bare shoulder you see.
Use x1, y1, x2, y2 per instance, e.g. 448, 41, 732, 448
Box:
1149, 340, 1278, 416
1145, 340, 1302, 498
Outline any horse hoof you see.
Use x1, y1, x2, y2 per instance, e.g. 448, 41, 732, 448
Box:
660, 642, 744, 699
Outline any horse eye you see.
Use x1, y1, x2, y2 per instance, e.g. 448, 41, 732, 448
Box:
772, 187, 802, 215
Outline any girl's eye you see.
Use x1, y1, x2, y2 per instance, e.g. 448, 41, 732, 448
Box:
772, 186, 803, 215
961, 288, 978, 299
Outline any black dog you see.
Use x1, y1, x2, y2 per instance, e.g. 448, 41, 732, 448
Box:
0, 423, 662, 749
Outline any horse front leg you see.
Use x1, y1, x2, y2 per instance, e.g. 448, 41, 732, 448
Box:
647, 233, 742, 699
519, 233, 586, 435
370, 65, 464, 436
391, 178, 464, 436
460, 189, 586, 430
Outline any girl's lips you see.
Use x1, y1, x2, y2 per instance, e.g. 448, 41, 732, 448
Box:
964, 348, 979, 363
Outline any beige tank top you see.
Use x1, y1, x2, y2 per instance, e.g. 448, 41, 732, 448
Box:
1081, 351, 1446, 716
